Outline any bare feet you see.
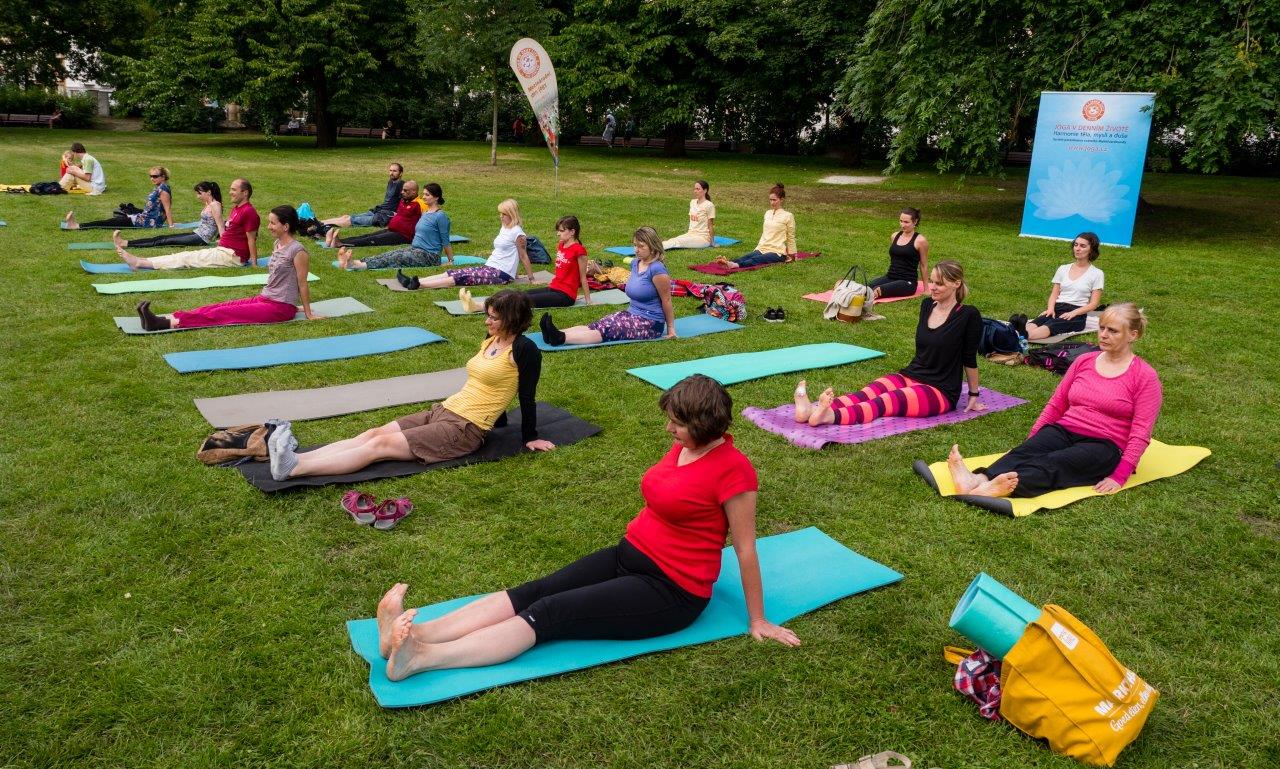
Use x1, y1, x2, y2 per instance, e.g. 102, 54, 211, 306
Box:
947, 444, 983, 493
117, 247, 142, 270
337, 247, 353, 270
386, 609, 432, 681
326, 227, 340, 248
713, 255, 731, 266
65, 211, 78, 229
971, 471, 1019, 498
808, 387, 836, 426
377, 583, 408, 658
793, 379, 812, 422
112, 229, 125, 249
459, 287, 478, 313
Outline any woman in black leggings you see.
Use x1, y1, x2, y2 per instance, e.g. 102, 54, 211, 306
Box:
376, 375, 799, 681
117, 181, 224, 249
870, 207, 929, 299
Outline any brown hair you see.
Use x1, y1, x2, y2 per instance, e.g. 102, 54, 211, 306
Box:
556, 215, 581, 241
659, 374, 733, 446
901, 207, 921, 224
633, 226, 665, 263
1099, 302, 1147, 338
931, 260, 968, 303
1075, 231, 1101, 261
70, 142, 86, 153
769, 182, 786, 200
486, 289, 534, 335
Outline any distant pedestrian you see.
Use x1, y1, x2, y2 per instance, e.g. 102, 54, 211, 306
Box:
512, 116, 526, 144
623, 117, 636, 148
602, 111, 616, 147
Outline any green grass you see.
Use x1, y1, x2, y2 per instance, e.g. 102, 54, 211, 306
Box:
1, 129, 1278, 769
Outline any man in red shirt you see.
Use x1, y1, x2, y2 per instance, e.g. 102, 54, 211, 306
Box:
324, 181, 425, 248
115, 178, 260, 271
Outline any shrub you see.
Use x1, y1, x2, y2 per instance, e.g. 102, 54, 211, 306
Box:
0, 87, 95, 127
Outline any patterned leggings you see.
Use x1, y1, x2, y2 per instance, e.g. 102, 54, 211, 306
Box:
830, 373, 950, 425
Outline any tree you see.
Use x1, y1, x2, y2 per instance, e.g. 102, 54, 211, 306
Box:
0, 0, 153, 87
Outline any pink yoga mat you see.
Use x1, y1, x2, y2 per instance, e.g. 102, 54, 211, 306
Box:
689, 251, 820, 276
742, 386, 1027, 449
803, 283, 925, 304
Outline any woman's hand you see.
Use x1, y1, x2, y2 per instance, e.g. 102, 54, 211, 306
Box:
525, 439, 556, 452
1093, 478, 1122, 494
304, 311, 326, 320
964, 395, 986, 412
666, 329, 678, 339
750, 618, 800, 647
1044, 306, 1057, 318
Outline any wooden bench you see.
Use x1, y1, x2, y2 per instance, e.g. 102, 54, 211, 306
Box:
684, 139, 720, 151
338, 126, 381, 138
1, 113, 60, 127
1002, 150, 1032, 166
276, 123, 316, 136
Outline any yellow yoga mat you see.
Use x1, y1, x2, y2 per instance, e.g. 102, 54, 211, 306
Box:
913, 440, 1211, 517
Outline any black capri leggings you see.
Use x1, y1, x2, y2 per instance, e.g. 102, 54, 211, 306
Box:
523, 286, 577, 308
337, 229, 408, 248
77, 213, 140, 229
507, 537, 708, 643
870, 275, 918, 298
978, 423, 1121, 497
125, 232, 209, 249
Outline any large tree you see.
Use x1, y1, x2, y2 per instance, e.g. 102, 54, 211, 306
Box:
0, 0, 153, 87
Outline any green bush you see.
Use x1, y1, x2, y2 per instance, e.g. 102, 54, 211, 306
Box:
139, 99, 224, 133
0, 87, 95, 127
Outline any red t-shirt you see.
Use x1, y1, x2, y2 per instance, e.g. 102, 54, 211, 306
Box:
548, 241, 587, 299
219, 202, 261, 262
624, 435, 758, 598
387, 197, 426, 240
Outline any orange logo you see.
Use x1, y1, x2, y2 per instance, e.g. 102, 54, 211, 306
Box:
515, 48, 541, 79
1082, 99, 1105, 122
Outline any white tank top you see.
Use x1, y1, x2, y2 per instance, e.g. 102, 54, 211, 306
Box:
487, 224, 525, 277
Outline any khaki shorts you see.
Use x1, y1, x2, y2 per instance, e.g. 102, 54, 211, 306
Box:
148, 246, 240, 270
395, 404, 485, 463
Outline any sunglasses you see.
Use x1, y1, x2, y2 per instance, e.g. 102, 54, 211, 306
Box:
149, 174, 163, 178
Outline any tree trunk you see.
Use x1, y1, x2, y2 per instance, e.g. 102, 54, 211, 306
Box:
312, 67, 337, 149
490, 76, 499, 166
838, 120, 867, 167
662, 123, 687, 158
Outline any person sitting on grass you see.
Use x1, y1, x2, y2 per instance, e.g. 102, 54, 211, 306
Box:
113, 181, 224, 250
59, 142, 106, 194
794, 260, 984, 426
374, 374, 799, 682
134, 205, 319, 331
870, 207, 929, 299
661, 180, 716, 250
947, 303, 1160, 498
115, 178, 259, 270
520, 215, 591, 309
396, 198, 535, 296
714, 183, 795, 270
538, 226, 675, 346
1009, 232, 1105, 341
324, 180, 424, 248
266, 290, 555, 481
321, 162, 404, 229
336, 183, 453, 270
64, 167, 173, 229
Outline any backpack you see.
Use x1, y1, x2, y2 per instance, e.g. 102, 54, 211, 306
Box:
197, 423, 274, 466
114, 202, 142, 218
1026, 342, 1101, 375
29, 181, 66, 195
979, 317, 1023, 355
524, 234, 551, 264
696, 282, 746, 322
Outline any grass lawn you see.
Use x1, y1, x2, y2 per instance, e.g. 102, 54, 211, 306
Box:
0, 129, 1277, 769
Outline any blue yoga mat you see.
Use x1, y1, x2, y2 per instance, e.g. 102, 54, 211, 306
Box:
164, 326, 445, 373
604, 236, 740, 257
348, 526, 901, 707
62, 220, 199, 230
79, 257, 269, 274
627, 342, 885, 389
330, 254, 485, 270
316, 234, 470, 249
526, 313, 741, 351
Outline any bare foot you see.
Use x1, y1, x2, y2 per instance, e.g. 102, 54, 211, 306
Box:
65, 211, 78, 229
808, 387, 836, 426
327, 228, 340, 248
793, 379, 812, 422
337, 247, 352, 270
118, 247, 142, 270
112, 229, 125, 249
713, 256, 731, 266
947, 444, 982, 493
971, 472, 1018, 498
377, 583, 408, 658
386, 609, 432, 681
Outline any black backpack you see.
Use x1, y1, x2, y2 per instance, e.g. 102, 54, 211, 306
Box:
1026, 342, 1101, 375
29, 181, 66, 195
524, 234, 551, 264
979, 317, 1023, 355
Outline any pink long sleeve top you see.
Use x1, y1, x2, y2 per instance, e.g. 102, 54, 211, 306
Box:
1029, 351, 1163, 485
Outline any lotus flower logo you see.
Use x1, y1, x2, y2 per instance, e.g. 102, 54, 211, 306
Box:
1082, 99, 1105, 121
1028, 159, 1130, 223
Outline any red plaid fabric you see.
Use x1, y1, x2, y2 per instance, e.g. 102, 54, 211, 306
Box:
954, 649, 1003, 720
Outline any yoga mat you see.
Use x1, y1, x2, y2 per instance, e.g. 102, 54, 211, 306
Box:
528, 313, 742, 351
347, 526, 902, 707
689, 251, 820, 276
331, 254, 485, 270
804, 283, 925, 305
238, 403, 600, 492
113, 297, 372, 334
434, 288, 629, 315
93, 271, 316, 294
315, 234, 470, 249
378, 270, 554, 292
604, 236, 741, 257
80, 257, 270, 274
1030, 313, 1101, 345
0, 220, 6, 226
165, 326, 444, 373
742, 386, 1027, 449
62, 220, 199, 230
912, 439, 1211, 517
628, 342, 884, 390
195, 368, 469, 427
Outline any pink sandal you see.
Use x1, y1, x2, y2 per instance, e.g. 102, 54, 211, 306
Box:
373, 498, 413, 530
341, 490, 378, 525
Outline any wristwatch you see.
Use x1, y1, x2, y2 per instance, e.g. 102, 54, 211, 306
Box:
968, 389, 981, 398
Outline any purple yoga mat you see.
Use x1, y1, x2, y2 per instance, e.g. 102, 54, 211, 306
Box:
742, 386, 1027, 449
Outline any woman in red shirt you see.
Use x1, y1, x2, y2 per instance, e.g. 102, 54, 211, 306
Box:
521, 215, 592, 308
378, 375, 799, 681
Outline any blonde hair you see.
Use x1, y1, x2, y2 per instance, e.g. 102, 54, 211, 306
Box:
1100, 302, 1147, 337
931, 260, 968, 303
149, 166, 169, 181
497, 199, 522, 227
61, 150, 75, 164
633, 226, 665, 262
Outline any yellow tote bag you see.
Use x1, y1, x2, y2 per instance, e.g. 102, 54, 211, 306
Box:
999, 605, 1158, 766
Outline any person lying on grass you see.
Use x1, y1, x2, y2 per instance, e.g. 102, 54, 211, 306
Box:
795, 260, 984, 427
135, 204, 320, 331
266, 289, 554, 481
375, 374, 799, 682
395, 198, 535, 292
538, 225, 675, 346
947, 303, 1160, 498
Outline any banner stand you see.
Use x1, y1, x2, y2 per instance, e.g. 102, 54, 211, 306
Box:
510, 39, 561, 200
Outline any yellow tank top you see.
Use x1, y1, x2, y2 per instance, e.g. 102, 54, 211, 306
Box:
442, 337, 518, 431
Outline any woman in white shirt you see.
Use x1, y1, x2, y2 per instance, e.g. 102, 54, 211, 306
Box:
1010, 232, 1105, 340
400, 199, 535, 291
662, 180, 716, 249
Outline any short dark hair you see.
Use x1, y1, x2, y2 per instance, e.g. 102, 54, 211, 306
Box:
659, 374, 733, 446
70, 142, 86, 153
269, 204, 300, 234
486, 289, 533, 335
236, 178, 253, 198
556, 215, 581, 241
193, 180, 222, 203
901, 207, 921, 224
1075, 231, 1101, 261
390, 162, 403, 173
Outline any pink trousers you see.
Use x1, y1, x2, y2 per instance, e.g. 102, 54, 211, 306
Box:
173, 295, 296, 328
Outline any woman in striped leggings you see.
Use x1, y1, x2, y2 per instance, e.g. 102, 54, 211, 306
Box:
794, 261, 985, 426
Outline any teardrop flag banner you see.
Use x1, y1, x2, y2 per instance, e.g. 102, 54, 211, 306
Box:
510, 38, 560, 172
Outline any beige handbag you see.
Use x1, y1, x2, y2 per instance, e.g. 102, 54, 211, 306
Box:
824, 265, 876, 322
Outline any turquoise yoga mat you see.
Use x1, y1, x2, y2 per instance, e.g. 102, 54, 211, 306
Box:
348, 526, 902, 708
604, 236, 740, 257
164, 326, 445, 373
627, 342, 885, 390
330, 254, 484, 270
315, 234, 470, 249
113, 296, 372, 334
527, 313, 742, 351
80, 257, 270, 274
93, 271, 317, 294
62, 220, 199, 230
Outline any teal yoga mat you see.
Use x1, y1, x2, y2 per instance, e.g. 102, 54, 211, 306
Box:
315, 234, 470, 249
604, 236, 740, 257
80, 257, 269, 274
113, 297, 372, 334
93, 271, 317, 294
62, 220, 199, 230
627, 342, 885, 389
527, 313, 742, 351
348, 526, 901, 707
164, 326, 445, 373
434, 288, 629, 315
331, 254, 484, 269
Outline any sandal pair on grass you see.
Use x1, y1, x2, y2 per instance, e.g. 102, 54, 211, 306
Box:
832, 751, 936, 769
341, 491, 413, 530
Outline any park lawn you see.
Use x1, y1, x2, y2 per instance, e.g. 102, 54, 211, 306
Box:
0, 129, 1277, 769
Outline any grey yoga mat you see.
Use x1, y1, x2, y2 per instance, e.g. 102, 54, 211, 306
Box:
113, 297, 372, 334
433, 288, 629, 315
194, 368, 469, 427
378, 270, 554, 292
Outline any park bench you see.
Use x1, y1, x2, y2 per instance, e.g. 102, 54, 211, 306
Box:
1002, 150, 1032, 165
1, 113, 60, 127
338, 126, 383, 138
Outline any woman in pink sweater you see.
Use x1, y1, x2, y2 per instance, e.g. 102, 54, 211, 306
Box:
947, 303, 1161, 498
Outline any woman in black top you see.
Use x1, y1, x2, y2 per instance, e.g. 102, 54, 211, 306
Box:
796, 260, 984, 425
870, 207, 929, 299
